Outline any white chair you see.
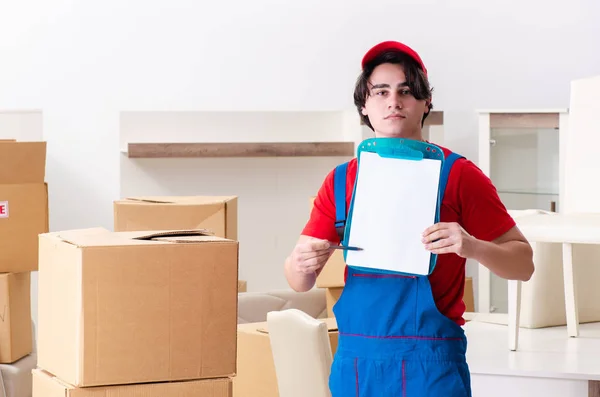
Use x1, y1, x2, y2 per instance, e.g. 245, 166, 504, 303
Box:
267, 309, 333, 397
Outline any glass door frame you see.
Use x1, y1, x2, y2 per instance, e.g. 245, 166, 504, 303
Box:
475, 109, 569, 314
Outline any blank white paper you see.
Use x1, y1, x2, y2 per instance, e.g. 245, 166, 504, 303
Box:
345, 151, 441, 275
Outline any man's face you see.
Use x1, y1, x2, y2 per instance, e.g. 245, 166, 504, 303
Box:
361, 63, 429, 139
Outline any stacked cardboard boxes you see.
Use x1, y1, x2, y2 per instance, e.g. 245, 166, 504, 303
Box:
33, 227, 239, 396
113, 195, 248, 292
0, 140, 48, 367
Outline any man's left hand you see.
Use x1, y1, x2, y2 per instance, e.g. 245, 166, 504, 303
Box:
422, 222, 477, 258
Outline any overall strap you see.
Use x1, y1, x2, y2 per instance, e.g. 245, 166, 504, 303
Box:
438, 152, 464, 202
333, 162, 349, 242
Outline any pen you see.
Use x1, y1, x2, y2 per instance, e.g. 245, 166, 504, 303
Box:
329, 244, 364, 251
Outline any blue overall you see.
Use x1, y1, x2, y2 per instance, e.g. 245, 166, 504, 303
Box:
329, 152, 472, 397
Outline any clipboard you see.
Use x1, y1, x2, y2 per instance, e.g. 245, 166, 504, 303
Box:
341, 137, 447, 276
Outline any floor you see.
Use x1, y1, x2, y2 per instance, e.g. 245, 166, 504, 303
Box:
463, 314, 600, 397
464, 314, 600, 380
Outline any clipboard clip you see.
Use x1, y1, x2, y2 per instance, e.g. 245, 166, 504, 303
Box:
361, 138, 429, 161
376, 145, 424, 161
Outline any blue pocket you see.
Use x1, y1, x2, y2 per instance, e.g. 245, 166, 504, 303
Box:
404, 359, 471, 397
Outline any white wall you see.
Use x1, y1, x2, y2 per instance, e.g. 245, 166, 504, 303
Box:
1, 0, 599, 321
564, 75, 600, 213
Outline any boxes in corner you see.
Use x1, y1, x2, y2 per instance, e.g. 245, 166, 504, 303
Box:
0, 140, 48, 366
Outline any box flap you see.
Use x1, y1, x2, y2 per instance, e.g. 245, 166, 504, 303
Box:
49, 228, 111, 246
50, 228, 233, 247
32, 368, 74, 397
127, 229, 213, 239
127, 229, 235, 244
35, 368, 75, 389
122, 196, 236, 205
123, 196, 179, 204
0, 141, 46, 184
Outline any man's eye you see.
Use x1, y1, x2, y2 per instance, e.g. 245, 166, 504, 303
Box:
375, 91, 387, 96
401, 89, 411, 95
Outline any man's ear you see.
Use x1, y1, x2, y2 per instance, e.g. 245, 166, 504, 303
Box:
424, 100, 432, 115
361, 107, 368, 116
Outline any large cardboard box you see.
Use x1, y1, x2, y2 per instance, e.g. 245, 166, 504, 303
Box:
464, 277, 474, 313
32, 368, 232, 397
325, 287, 343, 318
114, 196, 238, 239
0, 141, 48, 272
37, 227, 239, 387
0, 272, 32, 363
316, 251, 346, 288
233, 318, 338, 397
309, 197, 346, 288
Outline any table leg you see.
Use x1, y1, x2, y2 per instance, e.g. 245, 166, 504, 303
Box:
562, 242, 579, 337
508, 279, 522, 351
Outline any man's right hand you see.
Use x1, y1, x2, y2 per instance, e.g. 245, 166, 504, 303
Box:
289, 237, 333, 275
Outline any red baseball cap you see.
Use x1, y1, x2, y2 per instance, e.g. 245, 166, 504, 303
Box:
361, 41, 427, 76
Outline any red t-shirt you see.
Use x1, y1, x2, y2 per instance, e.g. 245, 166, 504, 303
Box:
302, 146, 516, 325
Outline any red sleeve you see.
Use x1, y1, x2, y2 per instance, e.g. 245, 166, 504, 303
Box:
458, 160, 516, 242
301, 169, 340, 243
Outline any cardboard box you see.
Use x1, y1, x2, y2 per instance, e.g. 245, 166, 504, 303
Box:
0, 272, 32, 363
233, 318, 338, 397
464, 277, 474, 313
325, 287, 343, 318
309, 197, 346, 288
316, 251, 346, 288
0, 141, 48, 272
32, 368, 232, 397
114, 196, 238, 239
37, 227, 239, 387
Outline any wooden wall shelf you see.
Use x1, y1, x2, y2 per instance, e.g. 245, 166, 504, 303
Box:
124, 142, 356, 158
490, 113, 560, 129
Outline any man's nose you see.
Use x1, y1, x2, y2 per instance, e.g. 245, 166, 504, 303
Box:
388, 92, 403, 109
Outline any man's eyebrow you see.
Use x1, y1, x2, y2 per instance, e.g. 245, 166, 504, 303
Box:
370, 83, 390, 90
369, 82, 409, 90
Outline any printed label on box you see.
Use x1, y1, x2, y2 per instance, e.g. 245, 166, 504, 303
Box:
0, 201, 8, 218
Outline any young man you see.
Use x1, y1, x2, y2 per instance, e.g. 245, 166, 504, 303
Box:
284, 41, 534, 396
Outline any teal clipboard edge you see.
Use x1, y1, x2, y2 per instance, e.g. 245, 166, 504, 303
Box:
342, 137, 446, 277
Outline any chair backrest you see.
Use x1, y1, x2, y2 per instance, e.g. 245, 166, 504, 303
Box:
266, 309, 333, 397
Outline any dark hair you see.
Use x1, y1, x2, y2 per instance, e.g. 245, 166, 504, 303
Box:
353, 50, 433, 130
